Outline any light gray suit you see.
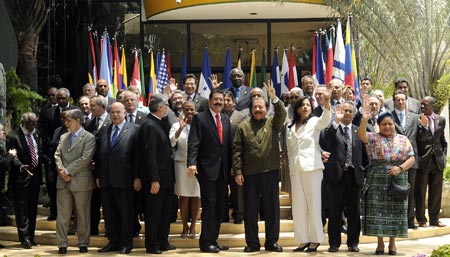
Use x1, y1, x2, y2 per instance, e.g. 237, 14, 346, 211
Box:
54, 129, 96, 248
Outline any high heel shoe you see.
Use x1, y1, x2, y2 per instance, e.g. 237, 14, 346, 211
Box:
293, 243, 310, 252
305, 243, 320, 252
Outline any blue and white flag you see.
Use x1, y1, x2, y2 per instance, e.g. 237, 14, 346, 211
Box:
197, 47, 212, 98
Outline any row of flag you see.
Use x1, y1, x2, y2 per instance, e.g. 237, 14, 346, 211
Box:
87, 14, 359, 103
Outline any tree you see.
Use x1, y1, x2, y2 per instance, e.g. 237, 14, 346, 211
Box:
326, 0, 450, 100
4, 0, 48, 92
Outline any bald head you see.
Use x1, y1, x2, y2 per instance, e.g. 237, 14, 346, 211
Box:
110, 102, 127, 125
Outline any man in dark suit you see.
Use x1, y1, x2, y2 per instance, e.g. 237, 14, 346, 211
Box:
416, 96, 447, 227
353, 96, 380, 132
224, 68, 252, 112
139, 94, 176, 254
96, 79, 116, 106
391, 90, 420, 229
188, 89, 232, 253
321, 102, 369, 253
182, 74, 209, 113
7, 112, 41, 249
96, 102, 141, 254
384, 77, 421, 114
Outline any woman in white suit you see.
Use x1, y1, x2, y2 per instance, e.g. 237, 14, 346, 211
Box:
169, 101, 200, 238
286, 92, 331, 252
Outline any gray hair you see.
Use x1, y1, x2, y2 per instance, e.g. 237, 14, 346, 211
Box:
65, 109, 84, 125
92, 95, 108, 110
57, 87, 70, 97
149, 94, 168, 113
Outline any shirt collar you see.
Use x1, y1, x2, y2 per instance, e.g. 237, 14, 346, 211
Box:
99, 111, 108, 121
114, 119, 126, 130
73, 127, 83, 137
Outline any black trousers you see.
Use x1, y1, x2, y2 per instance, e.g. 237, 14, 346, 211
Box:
101, 187, 134, 249
46, 160, 57, 217
198, 175, 227, 249
13, 181, 40, 243
229, 175, 244, 219
326, 168, 361, 248
144, 186, 173, 250
407, 168, 417, 226
415, 159, 444, 224
90, 187, 101, 234
243, 170, 280, 248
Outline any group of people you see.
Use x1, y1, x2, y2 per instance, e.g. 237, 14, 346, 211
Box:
0, 68, 447, 255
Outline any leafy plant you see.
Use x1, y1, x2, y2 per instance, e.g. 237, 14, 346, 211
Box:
5, 68, 44, 128
430, 244, 450, 257
431, 74, 450, 114
444, 158, 450, 182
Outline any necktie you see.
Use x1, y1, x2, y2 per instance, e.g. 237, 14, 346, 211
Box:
110, 126, 119, 145
128, 114, 134, 123
234, 88, 241, 101
344, 127, 353, 167
186, 95, 191, 101
27, 135, 38, 168
311, 98, 316, 108
95, 117, 100, 134
71, 133, 77, 146
399, 112, 405, 128
428, 116, 435, 134
85, 116, 89, 124
215, 113, 223, 144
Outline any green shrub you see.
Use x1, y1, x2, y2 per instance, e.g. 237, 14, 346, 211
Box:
444, 158, 450, 182
431, 244, 450, 257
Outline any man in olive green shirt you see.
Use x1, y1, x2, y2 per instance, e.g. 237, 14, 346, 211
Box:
233, 82, 287, 253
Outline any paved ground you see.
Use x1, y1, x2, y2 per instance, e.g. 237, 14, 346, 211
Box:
1, 233, 448, 257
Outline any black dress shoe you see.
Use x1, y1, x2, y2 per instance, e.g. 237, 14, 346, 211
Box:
244, 246, 260, 252
119, 247, 132, 254
305, 243, 320, 252
215, 242, 229, 250
32, 241, 39, 246
79, 246, 88, 253
47, 214, 57, 221
98, 243, 120, 253
160, 244, 176, 251
21, 239, 32, 249
293, 243, 310, 252
234, 217, 243, 224
0, 244, 5, 248
328, 245, 339, 252
200, 245, 220, 253
58, 247, 67, 254
348, 246, 359, 252
146, 247, 162, 254
265, 243, 283, 252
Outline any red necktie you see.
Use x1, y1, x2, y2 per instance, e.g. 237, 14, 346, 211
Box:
27, 135, 38, 168
215, 113, 223, 144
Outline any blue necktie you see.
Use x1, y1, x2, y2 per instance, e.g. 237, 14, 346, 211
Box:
234, 88, 241, 101
399, 112, 405, 128
70, 133, 77, 146
110, 126, 119, 145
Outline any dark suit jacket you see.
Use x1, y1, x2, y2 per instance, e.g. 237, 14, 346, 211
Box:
224, 109, 248, 141
85, 114, 111, 136
187, 111, 231, 182
353, 111, 376, 132
134, 111, 147, 125
225, 85, 252, 111
392, 111, 420, 169
321, 124, 369, 186
6, 128, 42, 189
138, 114, 174, 189
417, 114, 447, 171
385, 97, 421, 114
96, 122, 140, 188
183, 93, 209, 113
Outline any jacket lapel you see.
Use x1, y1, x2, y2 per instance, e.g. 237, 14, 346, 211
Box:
208, 113, 221, 143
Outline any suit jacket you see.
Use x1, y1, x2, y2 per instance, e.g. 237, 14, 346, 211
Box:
417, 114, 447, 171
352, 111, 377, 132
85, 114, 111, 136
134, 111, 147, 125
183, 93, 209, 113
54, 129, 96, 191
392, 111, 420, 169
225, 85, 252, 111
224, 109, 248, 141
6, 128, 42, 189
188, 111, 231, 181
321, 124, 369, 185
96, 122, 140, 188
385, 97, 421, 114
139, 114, 174, 189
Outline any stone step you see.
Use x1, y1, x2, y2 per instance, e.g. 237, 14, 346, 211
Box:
0, 219, 449, 248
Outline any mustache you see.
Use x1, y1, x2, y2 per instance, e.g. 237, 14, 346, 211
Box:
254, 111, 263, 115
214, 103, 222, 107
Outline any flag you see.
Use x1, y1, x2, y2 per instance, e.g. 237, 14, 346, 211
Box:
130, 50, 141, 89
345, 15, 360, 101
280, 49, 289, 94
222, 47, 232, 90
271, 48, 281, 97
99, 31, 112, 94
288, 47, 298, 89
88, 31, 98, 87
198, 47, 212, 98
249, 50, 257, 88
156, 50, 161, 77
139, 50, 146, 101
119, 47, 127, 89
333, 20, 345, 82
180, 51, 187, 91
312, 34, 317, 84
156, 49, 169, 94
166, 52, 172, 80
236, 48, 242, 69
315, 33, 326, 85
325, 29, 334, 84
260, 49, 266, 87
112, 38, 120, 98
148, 50, 157, 98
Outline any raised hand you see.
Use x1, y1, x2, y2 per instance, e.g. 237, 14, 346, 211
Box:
263, 81, 276, 100
335, 104, 344, 123
418, 113, 429, 127
209, 74, 223, 89
361, 99, 371, 120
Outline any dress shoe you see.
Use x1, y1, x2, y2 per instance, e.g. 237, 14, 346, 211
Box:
200, 245, 220, 253
408, 225, 418, 229
348, 246, 360, 252
388, 248, 397, 255
305, 243, 320, 252
328, 245, 339, 252
430, 221, 447, 227
375, 245, 385, 255
119, 247, 132, 254
98, 242, 120, 252
58, 247, 67, 254
265, 243, 283, 252
47, 214, 57, 221
32, 241, 39, 246
0, 244, 5, 248
146, 247, 162, 254
244, 246, 260, 252
293, 243, 310, 252
215, 242, 229, 251
79, 246, 88, 253
234, 216, 243, 224
160, 244, 176, 251
21, 239, 32, 249
418, 222, 427, 227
